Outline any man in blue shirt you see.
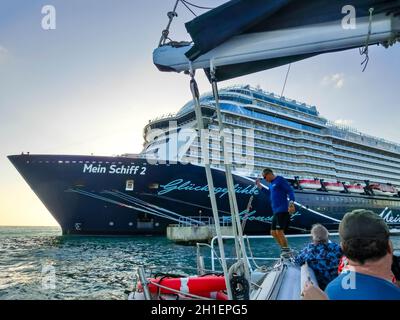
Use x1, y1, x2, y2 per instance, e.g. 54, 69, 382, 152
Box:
325, 209, 400, 300
295, 224, 342, 289
256, 168, 295, 251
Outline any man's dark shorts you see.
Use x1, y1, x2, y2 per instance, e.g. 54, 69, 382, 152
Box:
271, 212, 290, 231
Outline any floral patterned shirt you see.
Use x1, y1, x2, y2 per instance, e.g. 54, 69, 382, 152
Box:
295, 242, 342, 289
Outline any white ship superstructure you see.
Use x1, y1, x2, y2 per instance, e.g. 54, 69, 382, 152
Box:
144, 85, 400, 191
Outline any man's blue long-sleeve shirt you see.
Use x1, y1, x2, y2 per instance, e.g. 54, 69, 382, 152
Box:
269, 176, 295, 214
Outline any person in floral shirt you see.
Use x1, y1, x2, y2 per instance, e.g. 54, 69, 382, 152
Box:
295, 224, 342, 289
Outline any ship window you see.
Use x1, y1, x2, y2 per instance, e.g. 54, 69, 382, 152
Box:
58, 160, 63, 164
125, 180, 134, 191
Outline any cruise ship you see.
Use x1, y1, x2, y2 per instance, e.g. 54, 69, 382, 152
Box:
8, 85, 400, 235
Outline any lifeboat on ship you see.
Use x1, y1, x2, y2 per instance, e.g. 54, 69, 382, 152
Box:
299, 179, 321, 190
323, 181, 345, 192
137, 274, 228, 300
346, 183, 366, 194
369, 183, 398, 197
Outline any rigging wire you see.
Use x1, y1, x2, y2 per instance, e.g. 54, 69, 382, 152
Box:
359, 7, 375, 72
180, 0, 214, 10
280, 63, 291, 98
180, 0, 198, 16
158, 0, 215, 45
158, 0, 180, 46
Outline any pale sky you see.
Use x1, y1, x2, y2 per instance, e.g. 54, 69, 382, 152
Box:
0, 0, 399, 226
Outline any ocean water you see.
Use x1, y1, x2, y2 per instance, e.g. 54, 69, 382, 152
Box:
0, 226, 399, 300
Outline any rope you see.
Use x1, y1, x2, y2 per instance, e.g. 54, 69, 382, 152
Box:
106, 190, 205, 225
68, 188, 190, 224
181, 0, 197, 16
158, 1, 214, 45
158, 0, 180, 47
240, 196, 253, 231
181, 0, 214, 10
197, 243, 226, 271
280, 63, 291, 98
245, 237, 261, 270
359, 8, 374, 72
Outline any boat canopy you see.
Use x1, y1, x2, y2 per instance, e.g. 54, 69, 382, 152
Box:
153, 0, 400, 81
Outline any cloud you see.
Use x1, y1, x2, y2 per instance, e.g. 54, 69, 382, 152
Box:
321, 73, 345, 89
334, 119, 354, 126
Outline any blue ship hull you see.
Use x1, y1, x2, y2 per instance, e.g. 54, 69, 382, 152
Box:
8, 154, 400, 235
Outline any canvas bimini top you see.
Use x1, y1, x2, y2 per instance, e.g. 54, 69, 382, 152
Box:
153, 0, 400, 81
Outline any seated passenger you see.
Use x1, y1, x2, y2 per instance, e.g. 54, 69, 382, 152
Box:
325, 209, 400, 300
392, 254, 400, 287
295, 224, 342, 289
339, 254, 400, 286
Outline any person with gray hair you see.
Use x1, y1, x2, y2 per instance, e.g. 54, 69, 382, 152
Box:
311, 223, 329, 243
295, 224, 342, 289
